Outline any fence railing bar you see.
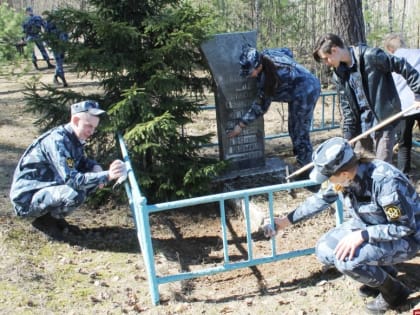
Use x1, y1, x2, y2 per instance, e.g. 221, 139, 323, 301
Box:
146, 180, 318, 214
219, 200, 230, 263
243, 196, 254, 260
268, 192, 277, 255
154, 247, 315, 285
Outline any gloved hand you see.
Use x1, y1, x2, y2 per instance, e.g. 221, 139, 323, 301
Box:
261, 216, 291, 239
262, 222, 277, 238
113, 169, 127, 188
110, 160, 127, 189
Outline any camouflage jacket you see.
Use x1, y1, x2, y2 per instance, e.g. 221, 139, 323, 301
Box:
10, 124, 109, 215
287, 160, 420, 243
240, 48, 321, 126
22, 14, 45, 38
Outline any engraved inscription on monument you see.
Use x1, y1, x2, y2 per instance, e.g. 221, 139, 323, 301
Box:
201, 31, 265, 171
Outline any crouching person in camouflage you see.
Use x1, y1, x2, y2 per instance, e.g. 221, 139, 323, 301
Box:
263, 137, 419, 313
9, 100, 127, 240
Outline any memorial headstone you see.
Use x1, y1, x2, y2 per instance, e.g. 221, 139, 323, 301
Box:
202, 31, 288, 231
201, 31, 265, 171
201, 31, 285, 179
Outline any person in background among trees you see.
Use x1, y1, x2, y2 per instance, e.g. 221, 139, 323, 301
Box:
383, 33, 420, 177
22, 6, 54, 70
228, 45, 321, 179
45, 12, 69, 87
263, 137, 419, 313
9, 100, 127, 241
313, 33, 420, 163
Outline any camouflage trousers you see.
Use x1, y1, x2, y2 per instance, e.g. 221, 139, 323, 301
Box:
288, 91, 319, 166
28, 37, 50, 64
315, 218, 419, 287
53, 51, 65, 78
27, 185, 88, 219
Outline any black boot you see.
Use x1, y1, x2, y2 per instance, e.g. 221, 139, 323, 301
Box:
359, 266, 398, 297
397, 146, 411, 175
32, 61, 39, 70
32, 212, 65, 240
47, 60, 55, 69
53, 75, 59, 85
365, 275, 411, 313
31, 212, 80, 240
359, 285, 380, 298
61, 76, 68, 87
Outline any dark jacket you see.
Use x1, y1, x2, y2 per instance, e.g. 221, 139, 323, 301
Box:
333, 45, 420, 139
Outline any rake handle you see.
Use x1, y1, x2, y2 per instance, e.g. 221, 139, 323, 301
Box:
285, 104, 418, 180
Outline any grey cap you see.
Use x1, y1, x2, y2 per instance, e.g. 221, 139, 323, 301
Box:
71, 100, 105, 116
309, 137, 356, 184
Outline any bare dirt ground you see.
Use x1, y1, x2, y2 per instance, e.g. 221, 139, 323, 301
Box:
0, 62, 420, 315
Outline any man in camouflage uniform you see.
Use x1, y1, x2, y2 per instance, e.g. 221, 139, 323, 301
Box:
228, 45, 321, 172
264, 137, 419, 313
22, 6, 54, 70
10, 101, 126, 240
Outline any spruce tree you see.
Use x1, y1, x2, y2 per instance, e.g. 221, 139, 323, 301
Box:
25, 1, 226, 203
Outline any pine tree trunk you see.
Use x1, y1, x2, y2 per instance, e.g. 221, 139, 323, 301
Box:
329, 0, 366, 45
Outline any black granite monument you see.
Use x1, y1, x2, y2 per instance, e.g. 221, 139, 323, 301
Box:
201, 31, 285, 180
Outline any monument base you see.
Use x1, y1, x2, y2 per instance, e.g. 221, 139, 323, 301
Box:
213, 157, 288, 233
214, 157, 287, 183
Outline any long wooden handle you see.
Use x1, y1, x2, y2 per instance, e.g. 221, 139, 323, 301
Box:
285, 104, 418, 180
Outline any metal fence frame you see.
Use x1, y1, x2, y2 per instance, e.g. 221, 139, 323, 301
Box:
117, 90, 418, 305
118, 134, 344, 306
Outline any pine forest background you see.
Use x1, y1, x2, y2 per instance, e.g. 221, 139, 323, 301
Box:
1, 0, 420, 203
4, 0, 420, 63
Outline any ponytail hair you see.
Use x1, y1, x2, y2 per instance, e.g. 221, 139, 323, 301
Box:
261, 55, 280, 97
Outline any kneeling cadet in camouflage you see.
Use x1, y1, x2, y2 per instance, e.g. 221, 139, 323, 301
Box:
10, 101, 126, 240
264, 137, 419, 313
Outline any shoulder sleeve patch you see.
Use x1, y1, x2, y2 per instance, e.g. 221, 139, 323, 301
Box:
384, 205, 402, 221
66, 157, 75, 168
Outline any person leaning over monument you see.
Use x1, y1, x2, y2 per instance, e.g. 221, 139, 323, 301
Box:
228, 45, 321, 177
22, 6, 55, 70
383, 33, 420, 177
9, 100, 127, 240
262, 137, 419, 313
313, 33, 420, 163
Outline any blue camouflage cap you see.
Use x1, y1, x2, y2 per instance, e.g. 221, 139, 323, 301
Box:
25, 6, 33, 13
309, 137, 356, 183
239, 44, 260, 77
71, 100, 105, 116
